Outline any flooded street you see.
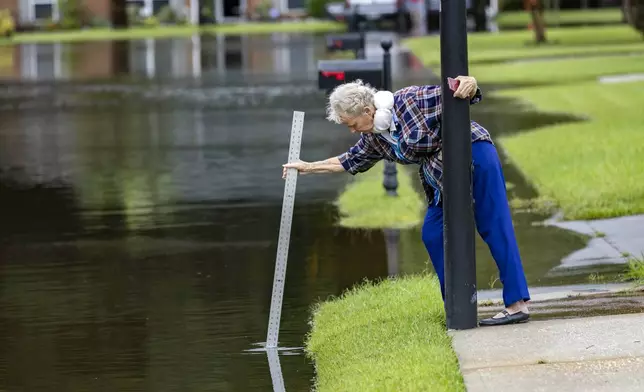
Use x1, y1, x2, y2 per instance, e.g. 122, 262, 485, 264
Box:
0, 31, 623, 390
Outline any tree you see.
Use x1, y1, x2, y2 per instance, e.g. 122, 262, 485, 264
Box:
624, 0, 644, 35
526, 0, 547, 43
472, 0, 488, 32
111, 0, 128, 28
640, 0, 644, 34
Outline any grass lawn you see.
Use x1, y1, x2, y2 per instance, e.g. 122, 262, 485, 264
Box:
496, 8, 624, 29
0, 48, 11, 68
1, 20, 345, 45
403, 25, 644, 65
305, 274, 465, 392
625, 257, 644, 283
497, 80, 644, 220
335, 161, 425, 229
471, 53, 644, 86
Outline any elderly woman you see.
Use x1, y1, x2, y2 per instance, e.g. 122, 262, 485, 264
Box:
283, 77, 531, 326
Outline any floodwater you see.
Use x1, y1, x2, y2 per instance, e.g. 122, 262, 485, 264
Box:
0, 32, 625, 390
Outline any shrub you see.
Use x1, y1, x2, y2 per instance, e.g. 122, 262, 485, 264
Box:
156, 5, 178, 24
254, 0, 273, 19
143, 16, 160, 27
127, 4, 142, 25
59, 0, 90, 29
0, 9, 15, 37
307, 0, 333, 19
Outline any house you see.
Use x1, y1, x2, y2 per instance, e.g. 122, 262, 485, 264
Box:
0, 0, 111, 24
0, 0, 306, 26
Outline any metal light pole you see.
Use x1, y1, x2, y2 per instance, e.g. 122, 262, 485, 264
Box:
356, 30, 366, 59
440, 0, 477, 330
381, 40, 398, 197
190, 0, 200, 25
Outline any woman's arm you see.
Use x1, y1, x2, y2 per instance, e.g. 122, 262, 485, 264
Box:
282, 157, 344, 178
282, 135, 382, 178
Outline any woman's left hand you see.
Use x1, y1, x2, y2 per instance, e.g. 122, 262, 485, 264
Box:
453, 76, 478, 99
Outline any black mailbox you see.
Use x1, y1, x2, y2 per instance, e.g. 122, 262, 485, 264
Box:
317, 59, 383, 92
325, 33, 365, 54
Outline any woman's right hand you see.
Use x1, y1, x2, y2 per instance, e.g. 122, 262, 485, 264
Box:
453, 76, 478, 99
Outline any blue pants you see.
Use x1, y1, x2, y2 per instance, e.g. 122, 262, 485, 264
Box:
421, 141, 530, 307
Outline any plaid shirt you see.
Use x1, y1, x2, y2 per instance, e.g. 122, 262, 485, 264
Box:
337, 84, 492, 206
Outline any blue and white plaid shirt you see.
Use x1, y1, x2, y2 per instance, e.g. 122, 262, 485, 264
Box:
337, 84, 492, 206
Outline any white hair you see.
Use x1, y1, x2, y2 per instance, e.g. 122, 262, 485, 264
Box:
325, 79, 378, 124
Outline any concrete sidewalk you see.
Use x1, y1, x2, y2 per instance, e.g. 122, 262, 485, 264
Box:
450, 313, 644, 392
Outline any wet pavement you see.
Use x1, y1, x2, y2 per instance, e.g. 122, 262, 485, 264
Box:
479, 284, 644, 320
0, 31, 636, 391
544, 214, 644, 271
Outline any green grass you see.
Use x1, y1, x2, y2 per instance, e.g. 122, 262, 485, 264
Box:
625, 257, 644, 283
0, 49, 10, 68
305, 274, 465, 392
497, 80, 644, 220
1, 20, 345, 45
496, 8, 624, 29
403, 25, 644, 66
335, 162, 425, 229
471, 53, 644, 86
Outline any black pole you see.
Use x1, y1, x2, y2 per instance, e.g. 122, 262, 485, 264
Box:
349, 5, 359, 32
440, 0, 477, 329
356, 30, 365, 59
381, 40, 398, 197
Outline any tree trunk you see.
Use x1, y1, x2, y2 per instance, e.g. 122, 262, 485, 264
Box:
111, 0, 128, 28
527, 0, 547, 43
622, 0, 633, 24
111, 41, 130, 74
624, 0, 644, 35
473, 0, 488, 32
637, 0, 644, 35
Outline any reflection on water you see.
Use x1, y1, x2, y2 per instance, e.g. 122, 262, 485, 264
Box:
0, 32, 609, 391
2, 35, 316, 81
0, 32, 422, 84
383, 229, 401, 276
266, 348, 287, 392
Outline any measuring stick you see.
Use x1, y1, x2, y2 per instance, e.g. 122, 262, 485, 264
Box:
265, 110, 305, 349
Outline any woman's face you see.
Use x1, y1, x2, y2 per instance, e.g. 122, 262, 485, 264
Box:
341, 106, 375, 133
